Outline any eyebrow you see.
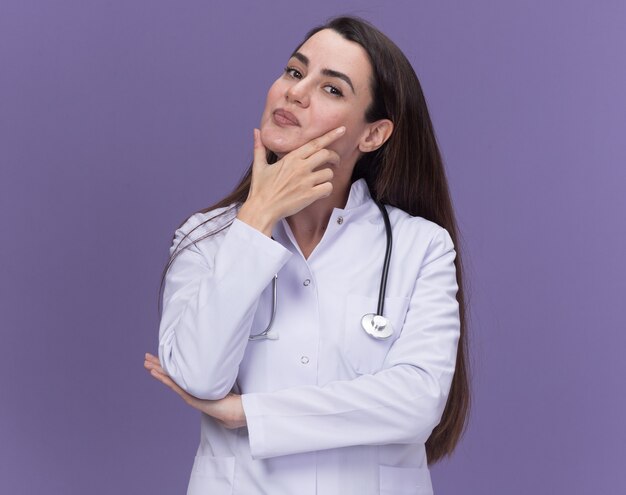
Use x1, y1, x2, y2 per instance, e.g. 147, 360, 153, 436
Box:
290, 51, 356, 94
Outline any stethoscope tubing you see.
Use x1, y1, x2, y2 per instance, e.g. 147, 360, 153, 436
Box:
247, 273, 278, 340
249, 201, 393, 341
373, 200, 392, 318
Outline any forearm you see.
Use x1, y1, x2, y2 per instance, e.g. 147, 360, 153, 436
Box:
241, 227, 460, 459
159, 218, 292, 399
241, 362, 455, 459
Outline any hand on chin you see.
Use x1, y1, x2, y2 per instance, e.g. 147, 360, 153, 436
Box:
260, 126, 305, 156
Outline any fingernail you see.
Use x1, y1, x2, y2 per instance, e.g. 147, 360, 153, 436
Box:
336, 126, 346, 134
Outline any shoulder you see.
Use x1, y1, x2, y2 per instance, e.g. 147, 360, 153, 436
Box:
386, 205, 453, 244
385, 204, 456, 261
169, 202, 240, 255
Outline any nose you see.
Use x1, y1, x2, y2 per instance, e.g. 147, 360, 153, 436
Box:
286, 80, 310, 107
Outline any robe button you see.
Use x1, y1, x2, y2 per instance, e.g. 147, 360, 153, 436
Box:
337, 216, 344, 225
300, 356, 310, 364
303, 279, 311, 286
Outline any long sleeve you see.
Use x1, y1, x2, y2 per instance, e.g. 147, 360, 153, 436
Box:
158, 212, 293, 400
240, 227, 460, 459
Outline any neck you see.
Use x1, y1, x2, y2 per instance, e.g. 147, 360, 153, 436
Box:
285, 178, 351, 239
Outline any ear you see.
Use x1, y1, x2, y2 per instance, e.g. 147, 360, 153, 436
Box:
358, 119, 394, 153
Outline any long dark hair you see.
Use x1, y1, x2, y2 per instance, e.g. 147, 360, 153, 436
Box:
159, 15, 471, 465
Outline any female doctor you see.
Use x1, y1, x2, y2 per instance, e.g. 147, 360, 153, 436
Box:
144, 16, 470, 495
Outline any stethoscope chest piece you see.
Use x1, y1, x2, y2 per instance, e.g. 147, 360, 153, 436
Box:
249, 200, 395, 342
361, 313, 394, 339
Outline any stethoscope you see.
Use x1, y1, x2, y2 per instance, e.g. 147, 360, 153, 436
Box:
249, 200, 393, 341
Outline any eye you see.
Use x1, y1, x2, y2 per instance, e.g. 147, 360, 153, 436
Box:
324, 85, 344, 97
284, 66, 303, 79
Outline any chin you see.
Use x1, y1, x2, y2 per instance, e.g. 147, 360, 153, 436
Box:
260, 127, 304, 155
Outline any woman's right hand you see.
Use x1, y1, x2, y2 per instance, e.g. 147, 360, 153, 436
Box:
236, 126, 346, 236
144, 353, 246, 429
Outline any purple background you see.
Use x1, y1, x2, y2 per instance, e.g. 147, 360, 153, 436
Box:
2, 1, 625, 493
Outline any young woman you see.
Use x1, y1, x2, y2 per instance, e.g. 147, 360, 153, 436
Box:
144, 15, 470, 495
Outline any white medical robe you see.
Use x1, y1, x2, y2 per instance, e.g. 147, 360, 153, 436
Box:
158, 178, 460, 495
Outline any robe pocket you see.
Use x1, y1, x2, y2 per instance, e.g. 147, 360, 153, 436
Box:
379, 464, 433, 495
186, 455, 235, 495
343, 294, 410, 375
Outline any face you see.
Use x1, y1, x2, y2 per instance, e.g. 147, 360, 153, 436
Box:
259, 29, 375, 172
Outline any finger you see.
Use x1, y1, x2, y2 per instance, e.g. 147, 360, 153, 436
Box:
305, 148, 341, 171
150, 368, 188, 398
311, 181, 334, 199
294, 126, 345, 159
143, 359, 153, 370
150, 370, 207, 410
144, 356, 164, 375
252, 128, 267, 169
144, 353, 160, 365
149, 368, 171, 387
145, 360, 168, 377
310, 167, 335, 186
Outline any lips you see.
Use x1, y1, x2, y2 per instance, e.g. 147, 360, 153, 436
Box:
272, 109, 300, 126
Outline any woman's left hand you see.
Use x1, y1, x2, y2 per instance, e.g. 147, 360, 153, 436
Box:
143, 353, 247, 429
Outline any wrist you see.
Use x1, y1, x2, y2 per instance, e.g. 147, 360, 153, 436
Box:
238, 396, 247, 427
237, 200, 276, 237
